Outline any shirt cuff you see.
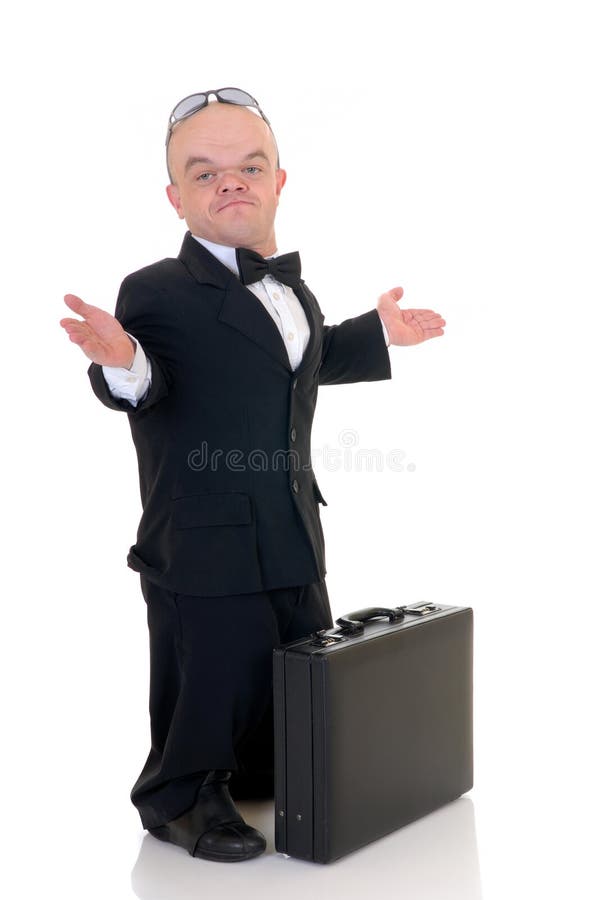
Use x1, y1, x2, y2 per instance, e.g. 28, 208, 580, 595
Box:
101, 335, 152, 406
378, 314, 390, 348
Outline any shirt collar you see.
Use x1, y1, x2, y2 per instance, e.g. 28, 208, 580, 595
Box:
192, 234, 278, 278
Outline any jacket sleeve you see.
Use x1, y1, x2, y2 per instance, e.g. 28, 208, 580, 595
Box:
318, 308, 392, 386
87, 276, 173, 414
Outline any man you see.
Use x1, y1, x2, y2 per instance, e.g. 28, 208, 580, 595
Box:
60, 88, 445, 863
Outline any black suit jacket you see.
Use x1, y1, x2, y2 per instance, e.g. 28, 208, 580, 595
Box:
88, 232, 392, 596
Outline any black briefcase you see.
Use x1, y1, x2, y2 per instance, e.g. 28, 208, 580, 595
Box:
273, 602, 473, 863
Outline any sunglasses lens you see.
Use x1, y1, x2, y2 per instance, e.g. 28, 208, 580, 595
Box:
167, 88, 268, 149
171, 93, 207, 122
217, 88, 257, 107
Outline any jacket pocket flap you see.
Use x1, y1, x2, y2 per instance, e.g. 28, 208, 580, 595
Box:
171, 492, 252, 529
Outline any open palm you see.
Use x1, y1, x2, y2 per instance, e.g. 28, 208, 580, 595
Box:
377, 287, 446, 346
60, 294, 135, 367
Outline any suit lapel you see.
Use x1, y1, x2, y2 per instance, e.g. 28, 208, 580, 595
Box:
177, 231, 323, 374
219, 278, 291, 370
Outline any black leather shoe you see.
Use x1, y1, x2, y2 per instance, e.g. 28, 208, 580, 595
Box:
148, 770, 266, 863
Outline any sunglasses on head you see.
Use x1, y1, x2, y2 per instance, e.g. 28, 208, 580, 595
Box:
165, 87, 272, 146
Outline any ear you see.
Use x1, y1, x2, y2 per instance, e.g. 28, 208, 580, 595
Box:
166, 183, 185, 219
275, 168, 287, 198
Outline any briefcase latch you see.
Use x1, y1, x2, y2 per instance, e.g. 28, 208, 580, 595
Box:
310, 630, 346, 647
402, 603, 441, 617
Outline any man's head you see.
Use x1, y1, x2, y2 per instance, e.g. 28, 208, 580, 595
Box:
166, 100, 286, 257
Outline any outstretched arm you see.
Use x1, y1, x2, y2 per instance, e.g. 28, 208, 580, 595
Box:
317, 285, 445, 387
60, 285, 170, 413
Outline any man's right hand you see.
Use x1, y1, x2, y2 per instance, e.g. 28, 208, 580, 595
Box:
60, 294, 136, 368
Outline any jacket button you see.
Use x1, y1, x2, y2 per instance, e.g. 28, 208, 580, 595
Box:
292, 378, 298, 390
290, 427, 297, 442
292, 479, 300, 493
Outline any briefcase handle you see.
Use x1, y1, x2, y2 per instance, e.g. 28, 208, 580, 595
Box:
311, 604, 442, 644
335, 606, 406, 635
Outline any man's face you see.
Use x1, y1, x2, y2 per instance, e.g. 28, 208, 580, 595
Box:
166, 103, 286, 256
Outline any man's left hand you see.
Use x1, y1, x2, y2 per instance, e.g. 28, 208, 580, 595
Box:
377, 287, 446, 346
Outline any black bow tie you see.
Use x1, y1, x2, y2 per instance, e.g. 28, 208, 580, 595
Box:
236, 247, 302, 288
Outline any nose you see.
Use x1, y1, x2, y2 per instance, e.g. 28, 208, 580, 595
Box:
217, 171, 248, 193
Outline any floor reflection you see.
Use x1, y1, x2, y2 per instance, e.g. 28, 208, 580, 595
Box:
131, 795, 482, 899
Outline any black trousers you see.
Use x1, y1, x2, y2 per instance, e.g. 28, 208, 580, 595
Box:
131, 575, 334, 830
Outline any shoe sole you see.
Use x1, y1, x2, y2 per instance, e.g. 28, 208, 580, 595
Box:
149, 826, 266, 863
194, 844, 266, 862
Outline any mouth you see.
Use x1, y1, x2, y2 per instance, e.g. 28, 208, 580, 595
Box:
217, 200, 253, 213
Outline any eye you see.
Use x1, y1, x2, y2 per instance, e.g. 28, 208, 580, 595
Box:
196, 172, 214, 182
243, 166, 261, 175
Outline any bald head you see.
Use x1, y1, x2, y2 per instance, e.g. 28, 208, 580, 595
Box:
167, 102, 280, 185
165, 101, 287, 257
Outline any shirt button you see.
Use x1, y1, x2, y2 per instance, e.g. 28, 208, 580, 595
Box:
290, 427, 297, 442
292, 479, 300, 494
272, 292, 280, 301
126, 375, 136, 383
287, 332, 294, 341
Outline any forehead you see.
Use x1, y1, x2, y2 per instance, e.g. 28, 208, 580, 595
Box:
168, 103, 275, 169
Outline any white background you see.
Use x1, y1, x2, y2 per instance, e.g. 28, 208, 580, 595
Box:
2, 1, 601, 897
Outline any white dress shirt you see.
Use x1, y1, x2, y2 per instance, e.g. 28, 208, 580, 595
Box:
102, 236, 390, 407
